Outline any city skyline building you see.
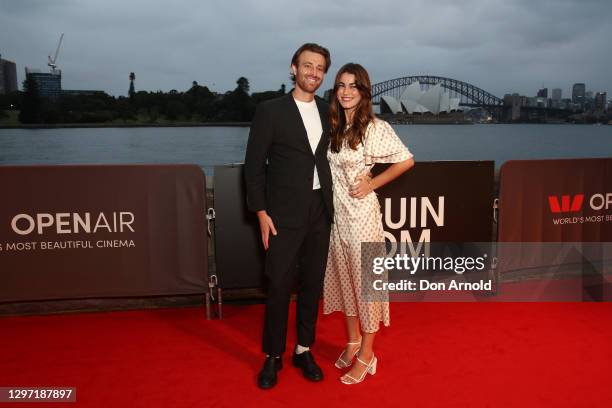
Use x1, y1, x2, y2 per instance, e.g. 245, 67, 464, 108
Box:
537, 88, 548, 98
551, 88, 562, 108
572, 83, 586, 106
594, 92, 607, 111
0, 55, 18, 94
25, 68, 62, 99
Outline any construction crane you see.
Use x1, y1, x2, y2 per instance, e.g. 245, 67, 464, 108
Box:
47, 33, 64, 73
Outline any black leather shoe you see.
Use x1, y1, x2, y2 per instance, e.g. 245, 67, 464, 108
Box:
257, 356, 283, 389
292, 350, 323, 381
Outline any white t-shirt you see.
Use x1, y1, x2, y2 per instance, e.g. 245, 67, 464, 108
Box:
294, 98, 323, 190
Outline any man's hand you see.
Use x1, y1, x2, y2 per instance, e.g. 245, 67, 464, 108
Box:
257, 210, 277, 250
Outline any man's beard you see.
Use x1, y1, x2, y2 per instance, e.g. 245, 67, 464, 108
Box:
297, 76, 321, 93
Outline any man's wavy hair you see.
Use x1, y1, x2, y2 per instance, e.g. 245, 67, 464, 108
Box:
289, 43, 331, 83
329, 63, 375, 153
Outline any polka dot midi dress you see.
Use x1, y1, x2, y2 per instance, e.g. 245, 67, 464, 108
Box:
323, 118, 413, 333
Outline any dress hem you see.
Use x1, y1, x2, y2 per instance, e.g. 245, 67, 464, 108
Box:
322, 309, 390, 333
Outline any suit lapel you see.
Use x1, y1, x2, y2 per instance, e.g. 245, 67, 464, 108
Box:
315, 97, 330, 155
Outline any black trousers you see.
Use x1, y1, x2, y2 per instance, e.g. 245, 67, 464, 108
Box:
262, 190, 332, 356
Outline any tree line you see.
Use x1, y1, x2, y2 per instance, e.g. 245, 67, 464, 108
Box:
0, 77, 287, 124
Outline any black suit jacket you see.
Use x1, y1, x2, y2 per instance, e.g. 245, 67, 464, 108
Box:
244, 93, 334, 228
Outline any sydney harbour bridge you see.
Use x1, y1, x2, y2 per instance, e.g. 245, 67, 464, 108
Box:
370, 75, 503, 108
369, 75, 573, 121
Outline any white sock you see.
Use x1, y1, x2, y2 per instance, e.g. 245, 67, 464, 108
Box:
295, 344, 310, 354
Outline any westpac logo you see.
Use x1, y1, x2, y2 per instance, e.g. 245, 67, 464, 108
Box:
548, 193, 612, 214
548, 194, 584, 213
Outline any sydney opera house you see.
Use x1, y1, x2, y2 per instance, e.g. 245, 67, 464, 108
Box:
380, 82, 462, 115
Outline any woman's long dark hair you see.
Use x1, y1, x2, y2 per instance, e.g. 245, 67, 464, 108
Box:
329, 63, 375, 153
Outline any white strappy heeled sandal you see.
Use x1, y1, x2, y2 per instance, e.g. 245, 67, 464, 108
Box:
340, 354, 377, 385
334, 338, 362, 369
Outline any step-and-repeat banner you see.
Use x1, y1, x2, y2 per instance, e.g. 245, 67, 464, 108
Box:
498, 158, 612, 243
497, 158, 612, 301
214, 161, 495, 289
0, 165, 207, 302
373, 161, 494, 245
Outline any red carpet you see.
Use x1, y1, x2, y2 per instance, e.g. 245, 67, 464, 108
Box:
1, 302, 611, 407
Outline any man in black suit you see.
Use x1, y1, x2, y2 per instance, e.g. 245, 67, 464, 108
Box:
244, 43, 334, 389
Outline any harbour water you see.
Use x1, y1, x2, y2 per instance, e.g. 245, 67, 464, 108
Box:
0, 124, 610, 176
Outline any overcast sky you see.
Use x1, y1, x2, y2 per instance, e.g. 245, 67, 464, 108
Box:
1, 0, 609, 99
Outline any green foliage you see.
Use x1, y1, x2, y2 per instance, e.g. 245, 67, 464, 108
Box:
0, 109, 20, 125
13, 76, 282, 124
236, 77, 250, 94
165, 100, 188, 120
252, 90, 284, 104
80, 111, 115, 123
149, 106, 160, 122
19, 77, 42, 123
0, 91, 22, 111
41, 101, 61, 123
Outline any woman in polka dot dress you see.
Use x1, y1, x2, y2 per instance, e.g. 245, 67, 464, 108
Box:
323, 63, 415, 385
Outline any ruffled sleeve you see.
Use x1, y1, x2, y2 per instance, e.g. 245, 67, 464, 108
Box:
363, 119, 413, 166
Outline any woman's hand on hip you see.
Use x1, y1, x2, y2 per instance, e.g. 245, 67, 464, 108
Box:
349, 174, 374, 199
